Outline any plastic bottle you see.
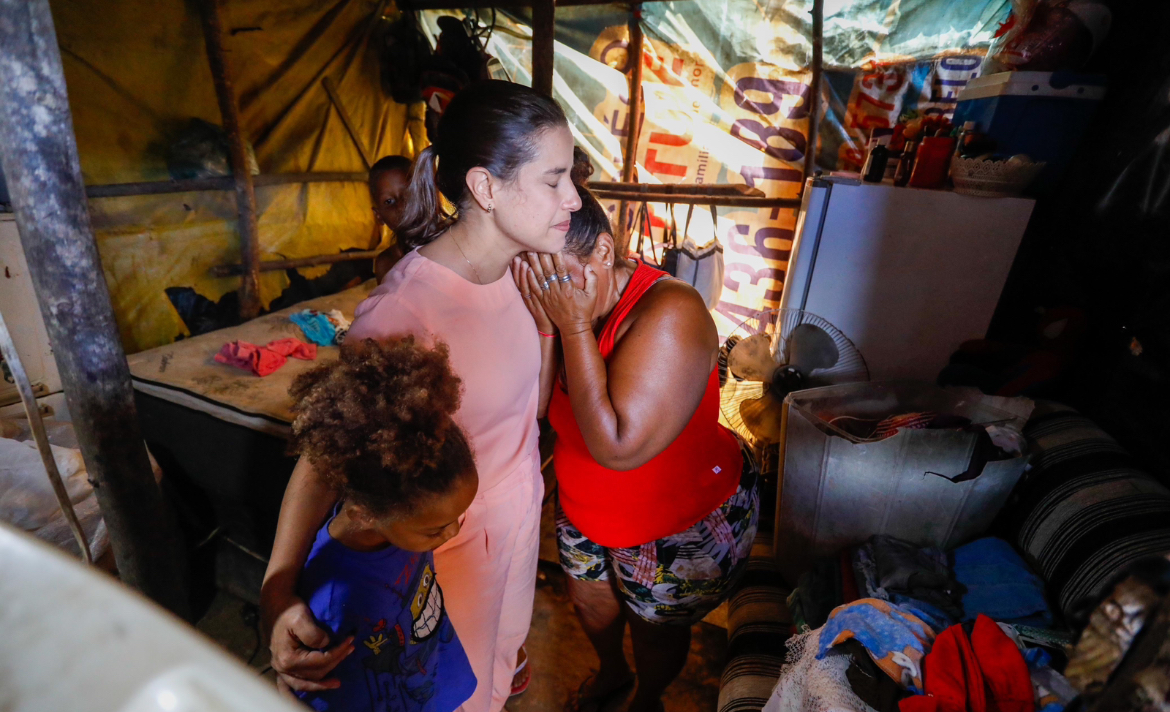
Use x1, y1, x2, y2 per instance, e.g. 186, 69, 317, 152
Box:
863, 137, 891, 183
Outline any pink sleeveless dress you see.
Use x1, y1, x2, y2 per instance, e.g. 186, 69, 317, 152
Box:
347, 249, 542, 712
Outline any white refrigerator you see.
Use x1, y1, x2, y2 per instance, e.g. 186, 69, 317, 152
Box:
779, 177, 1035, 382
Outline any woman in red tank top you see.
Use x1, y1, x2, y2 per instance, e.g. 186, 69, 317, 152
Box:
512, 184, 759, 712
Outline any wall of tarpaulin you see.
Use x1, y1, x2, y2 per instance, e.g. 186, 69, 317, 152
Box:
51, 0, 421, 352
428, 0, 1010, 335
51, 0, 1010, 352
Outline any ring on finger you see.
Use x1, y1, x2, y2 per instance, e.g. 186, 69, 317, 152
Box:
540, 280, 551, 289
558, 274, 571, 283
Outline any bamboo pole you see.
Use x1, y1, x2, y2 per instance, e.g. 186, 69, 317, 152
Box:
531, 0, 557, 97
0, 0, 189, 617
616, 3, 644, 248
200, 0, 262, 321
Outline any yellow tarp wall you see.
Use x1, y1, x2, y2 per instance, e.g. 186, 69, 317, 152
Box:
51, 0, 422, 352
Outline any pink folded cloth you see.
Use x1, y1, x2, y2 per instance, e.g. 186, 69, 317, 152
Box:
214, 337, 316, 377
266, 337, 317, 360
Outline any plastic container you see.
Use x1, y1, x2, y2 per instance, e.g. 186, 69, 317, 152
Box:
774, 381, 1031, 581
908, 136, 956, 189
952, 156, 1047, 198
952, 71, 1105, 193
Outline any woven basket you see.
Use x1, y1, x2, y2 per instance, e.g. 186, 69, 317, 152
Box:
951, 157, 1046, 198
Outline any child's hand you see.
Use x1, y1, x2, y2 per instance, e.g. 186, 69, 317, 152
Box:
267, 596, 354, 695
512, 255, 557, 335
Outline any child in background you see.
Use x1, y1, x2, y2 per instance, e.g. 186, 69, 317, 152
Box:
288, 336, 478, 712
369, 155, 412, 282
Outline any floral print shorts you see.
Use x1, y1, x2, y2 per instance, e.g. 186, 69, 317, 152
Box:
556, 460, 760, 625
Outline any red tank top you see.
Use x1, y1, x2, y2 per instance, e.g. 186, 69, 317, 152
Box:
548, 260, 742, 548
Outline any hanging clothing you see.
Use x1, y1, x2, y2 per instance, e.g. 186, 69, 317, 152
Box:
548, 259, 742, 548
347, 249, 543, 712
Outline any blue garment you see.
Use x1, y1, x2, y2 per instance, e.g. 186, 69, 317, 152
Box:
295, 515, 476, 712
890, 595, 956, 632
953, 537, 1052, 626
292, 310, 338, 346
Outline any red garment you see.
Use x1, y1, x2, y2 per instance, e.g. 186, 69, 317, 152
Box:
266, 337, 317, 360
898, 616, 1034, 712
548, 260, 742, 547
971, 616, 1034, 712
215, 340, 286, 377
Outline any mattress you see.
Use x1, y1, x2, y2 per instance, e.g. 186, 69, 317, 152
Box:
127, 281, 376, 438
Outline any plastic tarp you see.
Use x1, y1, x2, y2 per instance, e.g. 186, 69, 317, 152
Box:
51, 0, 420, 352
431, 0, 1008, 334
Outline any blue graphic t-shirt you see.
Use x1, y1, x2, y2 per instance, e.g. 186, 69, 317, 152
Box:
296, 515, 476, 712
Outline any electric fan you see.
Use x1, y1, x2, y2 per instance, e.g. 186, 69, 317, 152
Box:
719, 309, 868, 446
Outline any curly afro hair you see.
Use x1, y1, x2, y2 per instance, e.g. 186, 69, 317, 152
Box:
288, 336, 475, 518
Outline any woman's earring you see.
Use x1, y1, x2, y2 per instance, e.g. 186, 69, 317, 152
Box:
487, 204, 494, 213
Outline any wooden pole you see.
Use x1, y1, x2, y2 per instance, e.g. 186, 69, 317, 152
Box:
322, 77, 373, 170
616, 3, 644, 248
210, 250, 381, 277
531, 0, 557, 97
803, 0, 824, 186
200, 0, 262, 321
0, 0, 189, 617
84, 172, 368, 199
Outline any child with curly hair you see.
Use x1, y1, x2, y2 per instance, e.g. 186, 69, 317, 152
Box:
287, 336, 478, 712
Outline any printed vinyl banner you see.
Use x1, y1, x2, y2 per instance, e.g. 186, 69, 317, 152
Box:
424, 0, 1007, 335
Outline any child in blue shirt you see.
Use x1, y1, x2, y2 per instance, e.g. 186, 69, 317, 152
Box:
287, 336, 478, 712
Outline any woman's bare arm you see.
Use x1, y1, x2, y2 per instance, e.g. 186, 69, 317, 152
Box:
559, 281, 716, 469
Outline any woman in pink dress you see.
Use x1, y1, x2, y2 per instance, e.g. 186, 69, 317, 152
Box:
260, 81, 581, 712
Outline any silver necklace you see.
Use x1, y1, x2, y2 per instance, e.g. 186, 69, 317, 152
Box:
451, 233, 484, 284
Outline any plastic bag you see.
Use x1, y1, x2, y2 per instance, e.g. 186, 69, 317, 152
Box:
985, 0, 1111, 73
166, 118, 260, 180
0, 419, 113, 560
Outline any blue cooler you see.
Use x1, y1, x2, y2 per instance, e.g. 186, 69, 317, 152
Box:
952, 71, 1106, 193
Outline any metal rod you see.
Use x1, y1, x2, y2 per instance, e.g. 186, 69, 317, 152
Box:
322, 76, 372, 170
616, 3, 644, 247
591, 191, 801, 209
803, 0, 824, 185
0, 309, 92, 565
0, 0, 190, 617
211, 249, 380, 277
531, 0, 557, 97
587, 181, 765, 197
200, 0, 262, 321
84, 172, 368, 199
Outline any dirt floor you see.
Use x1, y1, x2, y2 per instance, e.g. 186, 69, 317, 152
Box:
195, 560, 727, 712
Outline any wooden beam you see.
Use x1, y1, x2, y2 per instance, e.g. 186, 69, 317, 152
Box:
200, 0, 262, 321
616, 3, 644, 246
803, 0, 824, 185
588, 181, 765, 197
0, 0, 190, 617
322, 76, 373, 170
531, 0, 556, 97
84, 172, 368, 198
210, 250, 381, 278
591, 191, 801, 209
